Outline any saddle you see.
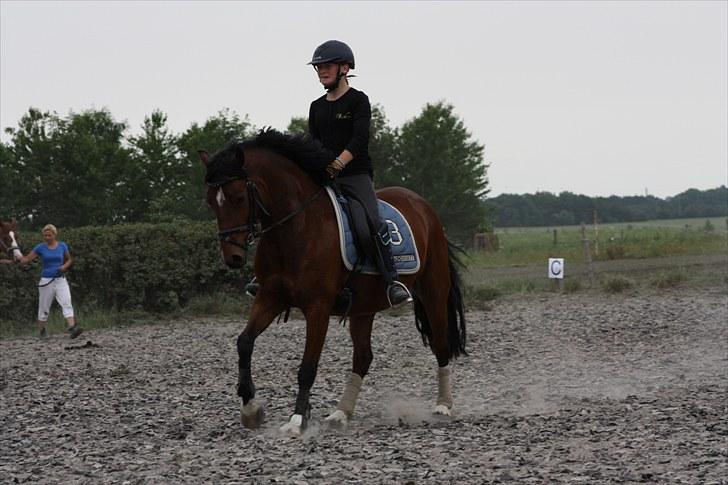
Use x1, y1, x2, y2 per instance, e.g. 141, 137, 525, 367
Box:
324, 187, 420, 275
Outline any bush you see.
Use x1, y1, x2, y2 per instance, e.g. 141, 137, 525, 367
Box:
0, 221, 250, 323
603, 275, 635, 293
651, 270, 686, 289
563, 278, 582, 293
605, 244, 626, 260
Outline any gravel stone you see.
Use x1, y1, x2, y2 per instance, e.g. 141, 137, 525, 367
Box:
1, 289, 726, 483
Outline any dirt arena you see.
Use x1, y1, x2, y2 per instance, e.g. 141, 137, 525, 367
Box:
1, 288, 726, 484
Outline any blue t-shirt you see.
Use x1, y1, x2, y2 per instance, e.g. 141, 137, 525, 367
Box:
33, 242, 69, 278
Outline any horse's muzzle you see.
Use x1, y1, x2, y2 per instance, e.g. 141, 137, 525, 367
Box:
221, 247, 247, 269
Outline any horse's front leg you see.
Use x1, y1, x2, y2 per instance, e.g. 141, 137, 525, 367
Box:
238, 294, 287, 429
280, 303, 331, 436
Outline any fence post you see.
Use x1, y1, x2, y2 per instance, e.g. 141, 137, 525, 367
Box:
581, 223, 594, 287
593, 209, 599, 257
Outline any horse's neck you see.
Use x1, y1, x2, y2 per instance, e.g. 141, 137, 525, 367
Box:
249, 153, 330, 261
249, 152, 320, 214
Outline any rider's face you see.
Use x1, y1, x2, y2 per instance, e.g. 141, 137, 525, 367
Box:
315, 63, 347, 88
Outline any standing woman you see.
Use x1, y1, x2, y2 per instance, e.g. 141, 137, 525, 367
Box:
17, 224, 83, 338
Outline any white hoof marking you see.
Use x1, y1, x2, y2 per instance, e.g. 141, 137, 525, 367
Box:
279, 414, 304, 436
433, 404, 452, 416
324, 410, 348, 427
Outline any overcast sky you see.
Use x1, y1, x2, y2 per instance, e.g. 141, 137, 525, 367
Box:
1, 1, 726, 198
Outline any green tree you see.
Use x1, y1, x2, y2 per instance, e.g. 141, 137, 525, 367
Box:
128, 110, 182, 222
2, 109, 62, 226
175, 109, 255, 220
369, 104, 400, 188
3, 108, 132, 227
286, 116, 308, 134
395, 101, 489, 243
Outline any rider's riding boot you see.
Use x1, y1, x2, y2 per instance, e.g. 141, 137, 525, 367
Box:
374, 223, 413, 307
245, 277, 259, 298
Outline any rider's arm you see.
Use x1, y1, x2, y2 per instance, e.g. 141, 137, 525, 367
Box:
344, 92, 371, 160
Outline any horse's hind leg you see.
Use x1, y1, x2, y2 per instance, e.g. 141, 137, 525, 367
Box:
325, 313, 375, 427
417, 269, 455, 416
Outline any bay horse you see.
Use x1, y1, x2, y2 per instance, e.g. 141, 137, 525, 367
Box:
0, 218, 23, 262
200, 129, 467, 435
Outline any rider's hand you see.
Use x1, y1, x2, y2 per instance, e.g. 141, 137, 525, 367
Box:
325, 157, 346, 179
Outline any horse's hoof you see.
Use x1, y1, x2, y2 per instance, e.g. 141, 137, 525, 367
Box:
433, 404, 452, 417
279, 414, 304, 436
324, 409, 348, 428
240, 400, 265, 428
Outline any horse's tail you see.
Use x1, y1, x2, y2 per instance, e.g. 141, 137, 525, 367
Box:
444, 241, 467, 358
413, 240, 468, 359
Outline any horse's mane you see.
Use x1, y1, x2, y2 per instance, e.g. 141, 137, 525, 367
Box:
244, 129, 333, 183
206, 129, 333, 186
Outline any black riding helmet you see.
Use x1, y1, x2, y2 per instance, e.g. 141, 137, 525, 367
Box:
308, 40, 355, 69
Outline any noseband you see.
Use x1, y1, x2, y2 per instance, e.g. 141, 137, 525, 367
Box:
208, 174, 324, 254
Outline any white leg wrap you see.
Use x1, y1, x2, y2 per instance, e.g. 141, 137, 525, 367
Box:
241, 398, 260, 417
336, 372, 363, 417
436, 365, 453, 409
324, 409, 348, 426
279, 414, 304, 436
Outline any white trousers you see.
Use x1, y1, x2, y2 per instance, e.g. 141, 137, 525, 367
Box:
37, 277, 74, 321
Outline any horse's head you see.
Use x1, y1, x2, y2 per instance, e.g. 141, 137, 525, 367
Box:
0, 218, 23, 261
200, 142, 260, 269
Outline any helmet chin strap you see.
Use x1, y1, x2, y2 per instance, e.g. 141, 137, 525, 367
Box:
325, 66, 348, 92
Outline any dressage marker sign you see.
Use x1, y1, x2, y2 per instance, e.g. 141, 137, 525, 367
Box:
548, 258, 564, 279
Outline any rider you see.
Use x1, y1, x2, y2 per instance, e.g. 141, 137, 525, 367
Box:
308, 40, 412, 307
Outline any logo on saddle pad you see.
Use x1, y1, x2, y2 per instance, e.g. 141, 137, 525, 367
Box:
325, 187, 421, 275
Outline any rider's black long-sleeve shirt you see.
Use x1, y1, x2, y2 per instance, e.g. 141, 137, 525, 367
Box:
308, 87, 372, 178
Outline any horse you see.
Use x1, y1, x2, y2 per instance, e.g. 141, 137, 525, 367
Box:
200, 129, 467, 435
0, 218, 23, 262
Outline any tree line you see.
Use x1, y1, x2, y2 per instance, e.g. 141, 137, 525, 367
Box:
0, 102, 489, 243
490, 186, 728, 227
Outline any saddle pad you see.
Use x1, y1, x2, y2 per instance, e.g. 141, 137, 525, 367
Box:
325, 186, 420, 275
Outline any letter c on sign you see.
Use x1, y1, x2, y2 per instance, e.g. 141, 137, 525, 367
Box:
548, 258, 564, 279
551, 260, 562, 276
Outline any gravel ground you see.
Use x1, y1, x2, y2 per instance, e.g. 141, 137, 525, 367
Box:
1, 288, 726, 484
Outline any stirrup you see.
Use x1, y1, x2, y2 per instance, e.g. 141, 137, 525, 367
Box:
387, 281, 413, 308
245, 277, 259, 298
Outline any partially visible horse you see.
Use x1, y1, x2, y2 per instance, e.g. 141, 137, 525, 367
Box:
0, 218, 23, 262
201, 130, 467, 435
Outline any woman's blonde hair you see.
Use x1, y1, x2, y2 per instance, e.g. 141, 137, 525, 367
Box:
42, 224, 58, 236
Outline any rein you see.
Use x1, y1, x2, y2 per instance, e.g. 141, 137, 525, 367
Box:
211, 176, 325, 252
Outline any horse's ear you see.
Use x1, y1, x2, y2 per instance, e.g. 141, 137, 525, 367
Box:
235, 144, 245, 165
198, 150, 210, 166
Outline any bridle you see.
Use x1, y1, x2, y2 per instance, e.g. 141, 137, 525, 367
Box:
0, 230, 21, 258
208, 173, 324, 254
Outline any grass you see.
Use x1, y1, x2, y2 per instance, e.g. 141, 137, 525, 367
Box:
463, 216, 727, 301
472, 216, 727, 268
